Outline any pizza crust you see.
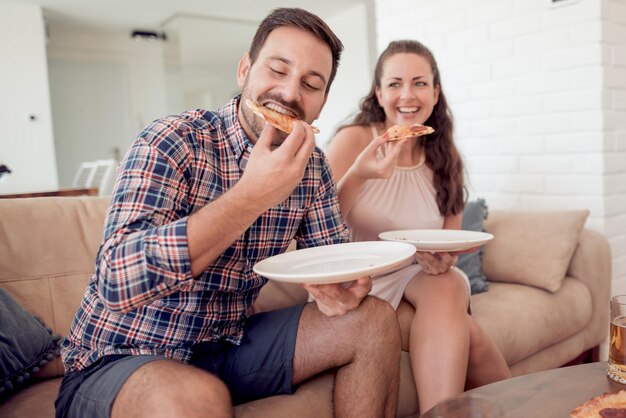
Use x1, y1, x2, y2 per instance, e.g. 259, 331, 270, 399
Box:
245, 99, 320, 134
571, 390, 626, 417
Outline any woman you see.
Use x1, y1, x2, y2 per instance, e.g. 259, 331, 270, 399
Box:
325, 40, 511, 413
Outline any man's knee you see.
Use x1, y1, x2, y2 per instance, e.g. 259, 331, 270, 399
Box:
113, 360, 232, 418
188, 370, 233, 417
355, 296, 401, 343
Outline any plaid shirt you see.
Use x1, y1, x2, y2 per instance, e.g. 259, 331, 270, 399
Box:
61, 95, 349, 373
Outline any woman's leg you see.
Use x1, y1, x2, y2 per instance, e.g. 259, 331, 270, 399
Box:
402, 269, 471, 413
465, 318, 511, 389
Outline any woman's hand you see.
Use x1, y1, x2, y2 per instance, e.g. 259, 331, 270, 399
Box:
303, 277, 372, 317
414, 244, 481, 275
347, 133, 409, 181
415, 251, 458, 275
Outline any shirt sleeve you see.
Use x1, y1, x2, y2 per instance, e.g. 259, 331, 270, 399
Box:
95, 124, 196, 312
295, 152, 350, 249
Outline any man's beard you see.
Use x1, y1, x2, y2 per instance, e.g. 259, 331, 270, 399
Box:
240, 102, 288, 146
240, 88, 306, 147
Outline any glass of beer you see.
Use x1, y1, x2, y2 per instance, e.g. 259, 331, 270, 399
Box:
608, 295, 626, 383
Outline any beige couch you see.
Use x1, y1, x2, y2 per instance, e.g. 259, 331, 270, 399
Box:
0, 196, 611, 418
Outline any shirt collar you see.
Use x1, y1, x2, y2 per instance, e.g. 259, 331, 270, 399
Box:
219, 94, 252, 160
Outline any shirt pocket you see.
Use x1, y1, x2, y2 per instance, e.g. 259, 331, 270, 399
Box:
189, 205, 306, 294
246, 205, 306, 260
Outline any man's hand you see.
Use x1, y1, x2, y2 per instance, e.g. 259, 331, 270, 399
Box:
303, 277, 372, 317
237, 121, 315, 211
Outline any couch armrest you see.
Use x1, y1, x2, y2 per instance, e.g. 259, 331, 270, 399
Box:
566, 228, 611, 346
252, 281, 309, 314
251, 240, 309, 313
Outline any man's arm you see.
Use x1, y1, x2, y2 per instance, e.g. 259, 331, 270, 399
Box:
97, 121, 315, 312
187, 122, 315, 276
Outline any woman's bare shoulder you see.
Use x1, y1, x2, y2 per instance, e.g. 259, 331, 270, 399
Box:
330, 125, 375, 152
325, 125, 374, 179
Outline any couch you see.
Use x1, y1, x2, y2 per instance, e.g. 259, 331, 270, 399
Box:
0, 196, 611, 418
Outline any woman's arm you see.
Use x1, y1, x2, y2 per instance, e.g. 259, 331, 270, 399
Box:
327, 126, 407, 218
326, 126, 371, 217
443, 212, 463, 230
414, 213, 467, 275
326, 126, 371, 181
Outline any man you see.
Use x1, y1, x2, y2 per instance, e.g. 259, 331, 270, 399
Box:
55, 8, 401, 418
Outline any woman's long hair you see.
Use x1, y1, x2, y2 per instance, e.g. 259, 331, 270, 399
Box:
339, 40, 464, 216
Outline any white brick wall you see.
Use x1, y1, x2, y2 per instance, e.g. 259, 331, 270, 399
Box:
374, 0, 626, 289
605, 0, 626, 292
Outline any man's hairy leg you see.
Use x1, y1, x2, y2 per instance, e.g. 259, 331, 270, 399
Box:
292, 297, 401, 418
112, 359, 232, 418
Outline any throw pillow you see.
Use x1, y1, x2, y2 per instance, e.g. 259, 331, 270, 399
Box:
457, 199, 490, 294
482, 209, 589, 292
0, 288, 61, 399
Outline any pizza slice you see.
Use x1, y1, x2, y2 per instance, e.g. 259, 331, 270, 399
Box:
571, 390, 626, 417
384, 123, 434, 142
245, 99, 320, 134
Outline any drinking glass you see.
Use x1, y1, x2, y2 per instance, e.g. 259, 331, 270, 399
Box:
608, 295, 626, 383
420, 393, 504, 418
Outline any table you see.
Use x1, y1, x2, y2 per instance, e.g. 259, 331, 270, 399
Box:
463, 362, 622, 417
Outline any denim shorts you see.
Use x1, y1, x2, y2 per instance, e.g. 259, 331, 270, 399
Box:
55, 304, 305, 418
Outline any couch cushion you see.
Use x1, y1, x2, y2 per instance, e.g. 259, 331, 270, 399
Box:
471, 279, 592, 366
0, 377, 60, 418
0, 196, 109, 378
482, 210, 589, 292
457, 199, 489, 294
0, 289, 60, 399
235, 352, 418, 418
0, 196, 109, 280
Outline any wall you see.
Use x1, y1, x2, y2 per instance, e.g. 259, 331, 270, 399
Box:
2, 3, 368, 193
46, 28, 169, 189
375, 0, 626, 291
161, 14, 257, 113
162, 4, 374, 148
603, 0, 626, 293
0, 2, 58, 194
317, 3, 374, 147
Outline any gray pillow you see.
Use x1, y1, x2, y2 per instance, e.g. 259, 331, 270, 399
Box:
457, 199, 490, 294
0, 289, 60, 399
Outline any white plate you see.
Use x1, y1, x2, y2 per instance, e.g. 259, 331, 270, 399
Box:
378, 229, 494, 252
253, 241, 416, 284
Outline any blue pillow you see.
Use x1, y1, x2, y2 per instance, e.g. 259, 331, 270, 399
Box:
457, 199, 490, 294
0, 288, 61, 399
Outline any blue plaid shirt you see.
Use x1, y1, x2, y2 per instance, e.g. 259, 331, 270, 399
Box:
61, 95, 349, 372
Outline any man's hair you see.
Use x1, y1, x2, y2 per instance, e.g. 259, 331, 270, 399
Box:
248, 8, 343, 94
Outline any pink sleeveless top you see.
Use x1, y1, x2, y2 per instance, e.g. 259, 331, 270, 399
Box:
347, 125, 443, 241
346, 125, 468, 309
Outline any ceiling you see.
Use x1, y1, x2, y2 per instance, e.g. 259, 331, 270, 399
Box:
4, 0, 368, 34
